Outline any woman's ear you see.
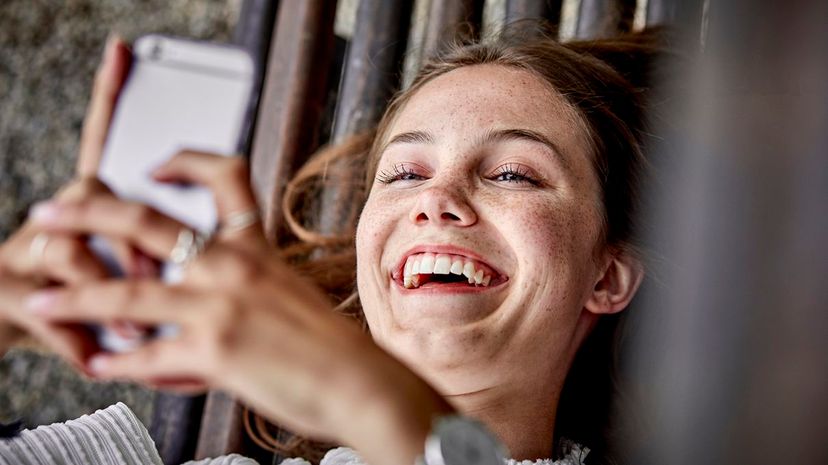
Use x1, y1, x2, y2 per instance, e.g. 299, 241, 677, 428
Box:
585, 250, 644, 315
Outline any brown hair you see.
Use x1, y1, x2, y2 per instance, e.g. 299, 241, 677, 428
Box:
255, 26, 667, 464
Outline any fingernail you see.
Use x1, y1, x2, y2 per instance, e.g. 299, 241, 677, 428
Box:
104, 33, 121, 61
88, 355, 110, 374
24, 290, 58, 315
29, 201, 61, 224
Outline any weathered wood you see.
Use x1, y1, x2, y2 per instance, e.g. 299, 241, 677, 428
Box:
314, 0, 413, 238
421, 0, 485, 59
504, 0, 562, 25
149, 393, 205, 464
574, 0, 635, 39
232, 0, 281, 155
194, 391, 244, 459
331, 0, 413, 141
249, 0, 338, 242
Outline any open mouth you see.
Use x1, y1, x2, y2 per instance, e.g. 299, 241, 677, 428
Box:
394, 252, 507, 290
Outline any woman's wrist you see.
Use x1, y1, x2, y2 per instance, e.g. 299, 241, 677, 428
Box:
333, 343, 455, 465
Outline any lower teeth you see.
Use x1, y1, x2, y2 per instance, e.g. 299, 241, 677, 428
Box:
405, 275, 490, 289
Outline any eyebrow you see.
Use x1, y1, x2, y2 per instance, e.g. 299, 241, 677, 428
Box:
385, 130, 435, 146
382, 128, 570, 173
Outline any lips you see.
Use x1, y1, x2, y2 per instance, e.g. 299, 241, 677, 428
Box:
392, 245, 507, 290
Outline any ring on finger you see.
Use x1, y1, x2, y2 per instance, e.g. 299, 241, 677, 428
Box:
169, 228, 210, 267
217, 209, 260, 236
29, 232, 51, 267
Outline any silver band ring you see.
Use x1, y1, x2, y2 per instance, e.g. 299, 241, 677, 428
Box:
218, 209, 260, 235
169, 228, 210, 267
29, 233, 51, 267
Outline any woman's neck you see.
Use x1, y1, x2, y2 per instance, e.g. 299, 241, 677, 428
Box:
444, 372, 563, 461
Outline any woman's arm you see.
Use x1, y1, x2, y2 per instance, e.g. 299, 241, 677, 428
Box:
24, 151, 456, 464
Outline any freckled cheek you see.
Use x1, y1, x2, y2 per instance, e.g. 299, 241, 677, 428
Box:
498, 199, 596, 283
356, 193, 412, 267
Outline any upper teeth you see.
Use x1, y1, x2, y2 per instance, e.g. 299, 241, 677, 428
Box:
403, 253, 493, 289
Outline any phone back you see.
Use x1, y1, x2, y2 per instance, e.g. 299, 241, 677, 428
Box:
99, 35, 254, 233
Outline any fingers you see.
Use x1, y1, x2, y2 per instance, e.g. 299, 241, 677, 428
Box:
55, 176, 113, 202
77, 35, 132, 178
37, 235, 110, 284
0, 274, 40, 329
29, 195, 184, 261
86, 339, 211, 384
0, 276, 95, 367
152, 152, 264, 243
24, 280, 204, 326
52, 178, 158, 278
0, 226, 109, 284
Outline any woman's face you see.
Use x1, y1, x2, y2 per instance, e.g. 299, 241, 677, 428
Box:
356, 64, 606, 392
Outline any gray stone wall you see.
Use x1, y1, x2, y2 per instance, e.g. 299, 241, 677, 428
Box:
0, 0, 239, 428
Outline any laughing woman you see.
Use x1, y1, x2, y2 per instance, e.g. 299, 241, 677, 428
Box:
0, 28, 663, 465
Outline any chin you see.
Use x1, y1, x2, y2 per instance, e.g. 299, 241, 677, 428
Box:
376, 306, 506, 382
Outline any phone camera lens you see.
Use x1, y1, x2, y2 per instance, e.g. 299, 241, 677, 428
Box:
150, 42, 162, 60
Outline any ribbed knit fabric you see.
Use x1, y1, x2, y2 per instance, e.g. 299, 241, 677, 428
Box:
0, 403, 163, 465
0, 403, 587, 465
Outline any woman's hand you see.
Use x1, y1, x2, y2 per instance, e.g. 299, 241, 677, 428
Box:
0, 35, 136, 361
25, 151, 455, 465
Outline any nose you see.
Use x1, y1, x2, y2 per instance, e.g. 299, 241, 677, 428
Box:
409, 183, 477, 227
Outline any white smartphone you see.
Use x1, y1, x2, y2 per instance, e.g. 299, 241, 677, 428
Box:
91, 35, 254, 351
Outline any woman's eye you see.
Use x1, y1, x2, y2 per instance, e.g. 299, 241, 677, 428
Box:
491, 163, 540, 186
376, 164, 426, 184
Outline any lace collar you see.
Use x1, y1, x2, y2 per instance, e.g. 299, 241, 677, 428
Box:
280, 440, 589, 465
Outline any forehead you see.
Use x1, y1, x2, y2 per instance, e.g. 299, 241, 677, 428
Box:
387, 64, 591, 153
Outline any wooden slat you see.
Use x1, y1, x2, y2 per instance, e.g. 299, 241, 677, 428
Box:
421, 0, 485, 59
574, 0, 635, 39
232, 0, 281, 155
149, 393, 205, 464
504, 0, 562, 25
249, 0, 338, 242
314, 0, 413, 235
194, 391, 244, 459
331, 0, 413, 141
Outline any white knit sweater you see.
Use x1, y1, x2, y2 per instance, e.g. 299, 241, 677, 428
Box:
0, 403, 588, 465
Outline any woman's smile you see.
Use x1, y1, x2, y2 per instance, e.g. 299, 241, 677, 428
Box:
391, 244, 509, 291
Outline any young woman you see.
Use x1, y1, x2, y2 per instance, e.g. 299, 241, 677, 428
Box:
0, 28, 661, 464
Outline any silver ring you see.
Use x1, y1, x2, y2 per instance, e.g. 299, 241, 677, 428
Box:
218, 209, 260, 235
168, 228, 210, 267
29, 233, 51, 267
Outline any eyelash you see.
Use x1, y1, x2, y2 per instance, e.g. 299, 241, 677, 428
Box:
376, 164, 423, 184
491, 163, 541, 186
376, 163, 541, 186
